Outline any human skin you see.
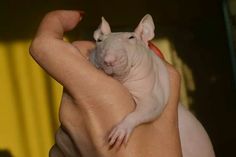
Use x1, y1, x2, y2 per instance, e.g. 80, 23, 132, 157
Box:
29, 10, 182, 157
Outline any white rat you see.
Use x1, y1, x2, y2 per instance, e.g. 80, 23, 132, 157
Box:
90, 15, 215, 157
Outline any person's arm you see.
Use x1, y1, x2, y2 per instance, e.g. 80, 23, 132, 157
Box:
30, 10, 101, 98
30, 10, 182, 157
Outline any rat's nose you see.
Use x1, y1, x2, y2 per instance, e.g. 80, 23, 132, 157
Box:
104, 54, 116, 66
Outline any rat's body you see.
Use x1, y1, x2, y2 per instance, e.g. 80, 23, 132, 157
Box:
90, 15, 215, 157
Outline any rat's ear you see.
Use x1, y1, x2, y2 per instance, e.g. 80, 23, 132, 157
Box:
94, 17, 111, 41
134, 14, 155, 45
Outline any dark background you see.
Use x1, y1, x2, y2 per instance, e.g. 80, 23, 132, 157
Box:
1, 0, 235, 156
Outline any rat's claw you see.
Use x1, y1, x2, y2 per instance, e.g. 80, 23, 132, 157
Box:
108, 127, 117, 141
108, 130, 120, 146
114, 131, 126, 148
124, 131, 131, 146
108, 121, 134, 148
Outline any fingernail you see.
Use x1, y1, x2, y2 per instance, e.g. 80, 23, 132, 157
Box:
78, 10, 85, 20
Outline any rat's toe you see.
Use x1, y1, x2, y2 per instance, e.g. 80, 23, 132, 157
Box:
108, 130, 120, 146
115, 132, 126, 147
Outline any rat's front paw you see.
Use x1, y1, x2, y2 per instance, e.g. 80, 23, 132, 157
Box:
107, 121, 134, 148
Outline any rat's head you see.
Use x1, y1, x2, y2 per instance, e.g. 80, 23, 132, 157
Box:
93, 14, 155, 77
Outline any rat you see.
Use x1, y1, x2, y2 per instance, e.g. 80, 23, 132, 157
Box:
90, 15, 215, 157
90, 14, 169, 146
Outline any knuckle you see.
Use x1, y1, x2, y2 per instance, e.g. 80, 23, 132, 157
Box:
44, 10, 69, 23
55, 127, 68, 146
45, 10, 62, 19
49, 145, 56, 157
55, 128, 63, 144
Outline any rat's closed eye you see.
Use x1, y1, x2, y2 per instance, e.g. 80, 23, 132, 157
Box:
128, 36, 135, 39
97, 38, 102, 42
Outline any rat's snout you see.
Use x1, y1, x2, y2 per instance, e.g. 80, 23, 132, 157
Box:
103, 54, 116, 66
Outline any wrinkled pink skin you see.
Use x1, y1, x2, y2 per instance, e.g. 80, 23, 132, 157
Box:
90, 15, 215, 157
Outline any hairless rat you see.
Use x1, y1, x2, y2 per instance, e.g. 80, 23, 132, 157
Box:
90, 15, 215, 157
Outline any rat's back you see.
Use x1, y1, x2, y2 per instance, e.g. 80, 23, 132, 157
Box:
178, 105, 215, 157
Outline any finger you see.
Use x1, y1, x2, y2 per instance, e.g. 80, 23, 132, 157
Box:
72, 41, 95, 57
36, 10, 83, 39
49, 145, 64, 157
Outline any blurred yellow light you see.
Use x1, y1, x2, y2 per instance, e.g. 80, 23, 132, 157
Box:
0, 41, 62, 157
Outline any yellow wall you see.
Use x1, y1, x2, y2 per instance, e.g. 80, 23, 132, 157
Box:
0, 39, 194, 157
0, 41, 62, 157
